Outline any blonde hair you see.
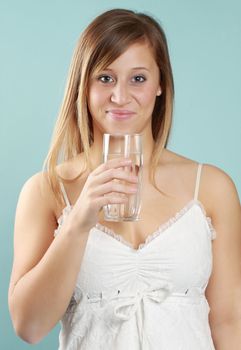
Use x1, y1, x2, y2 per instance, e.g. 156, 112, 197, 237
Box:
44, 8, 174, 205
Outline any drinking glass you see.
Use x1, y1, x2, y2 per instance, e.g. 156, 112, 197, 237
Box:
102, 133, 143, 221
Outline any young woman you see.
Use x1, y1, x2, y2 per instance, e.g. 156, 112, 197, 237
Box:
8, 8, 241, 350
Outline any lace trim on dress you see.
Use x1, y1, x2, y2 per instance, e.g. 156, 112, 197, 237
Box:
54, 205, 72, 237
95, 223, 134, 249
54, 199, 217, 247
196, 202, 217, 240
95, 199, 217, 250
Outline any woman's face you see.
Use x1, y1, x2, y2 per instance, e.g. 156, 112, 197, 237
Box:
88, 41, 161, 136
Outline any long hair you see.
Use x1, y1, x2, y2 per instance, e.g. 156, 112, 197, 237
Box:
43, 8, 174, 205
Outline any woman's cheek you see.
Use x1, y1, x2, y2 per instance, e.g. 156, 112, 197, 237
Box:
138, 88, 158, 106
89, 86, 108, 107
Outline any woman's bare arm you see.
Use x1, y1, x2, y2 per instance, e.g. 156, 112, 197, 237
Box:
8, 173, 90, 344
8, 158, 137, 344
203, 165, 241, 349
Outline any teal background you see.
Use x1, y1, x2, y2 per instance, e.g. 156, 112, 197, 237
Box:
0, 0, 240, 349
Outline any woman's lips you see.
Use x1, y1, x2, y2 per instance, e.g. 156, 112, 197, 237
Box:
107, 110, 136, 120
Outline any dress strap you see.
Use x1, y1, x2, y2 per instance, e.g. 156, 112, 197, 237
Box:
59, 182, 71, 207
194, 163, 203, 201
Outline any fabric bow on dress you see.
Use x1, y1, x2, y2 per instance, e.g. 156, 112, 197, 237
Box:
113, 283, 173, 321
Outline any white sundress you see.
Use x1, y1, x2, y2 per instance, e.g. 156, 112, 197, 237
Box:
54, 163, 216, 350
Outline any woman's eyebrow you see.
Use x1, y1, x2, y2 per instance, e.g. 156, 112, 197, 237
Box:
132, 67, 150, 71
103, 67, 150, 72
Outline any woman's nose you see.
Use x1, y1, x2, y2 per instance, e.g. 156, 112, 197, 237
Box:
110, 82, 131, 105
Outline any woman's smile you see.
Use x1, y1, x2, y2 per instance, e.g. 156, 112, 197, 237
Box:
106, 109, 136, 120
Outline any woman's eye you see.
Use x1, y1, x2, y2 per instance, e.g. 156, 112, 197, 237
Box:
132, 75, 146, 83
98, 75, 114, 83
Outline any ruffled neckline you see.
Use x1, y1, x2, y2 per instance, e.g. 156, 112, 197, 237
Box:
54, 199, 216, 250
95, 199, 216, 251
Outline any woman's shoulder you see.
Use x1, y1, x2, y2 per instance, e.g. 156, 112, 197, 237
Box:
21, 171, 52, 198
161, 149, 199, 181
163, 148, 233, 180
179, 150, 238, 200
164, 148, 239, 212
18, 154, 87, 222
200, 161, 239, 214
21, 153, 83, 205
17, 171, 57, 221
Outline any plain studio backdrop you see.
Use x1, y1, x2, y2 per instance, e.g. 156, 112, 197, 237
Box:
0, 1, 240, 349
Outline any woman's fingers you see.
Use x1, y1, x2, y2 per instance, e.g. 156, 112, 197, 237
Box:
95, 194, 128, 209
89, 157, 139, 201
93, 158, 132, 176
70, 157, 139, 233
95, 167, 138, 186
93, 161, 138, 186
92, 180, 138, 198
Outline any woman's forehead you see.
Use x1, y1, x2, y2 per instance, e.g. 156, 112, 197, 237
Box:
92, 41, 156, 73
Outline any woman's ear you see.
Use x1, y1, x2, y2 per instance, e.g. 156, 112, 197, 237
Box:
156, 88, 162, 96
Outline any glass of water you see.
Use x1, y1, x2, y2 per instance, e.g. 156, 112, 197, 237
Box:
103, 133, 143, 221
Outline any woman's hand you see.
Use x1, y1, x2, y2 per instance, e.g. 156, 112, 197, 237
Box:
66, 158, 138, 233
